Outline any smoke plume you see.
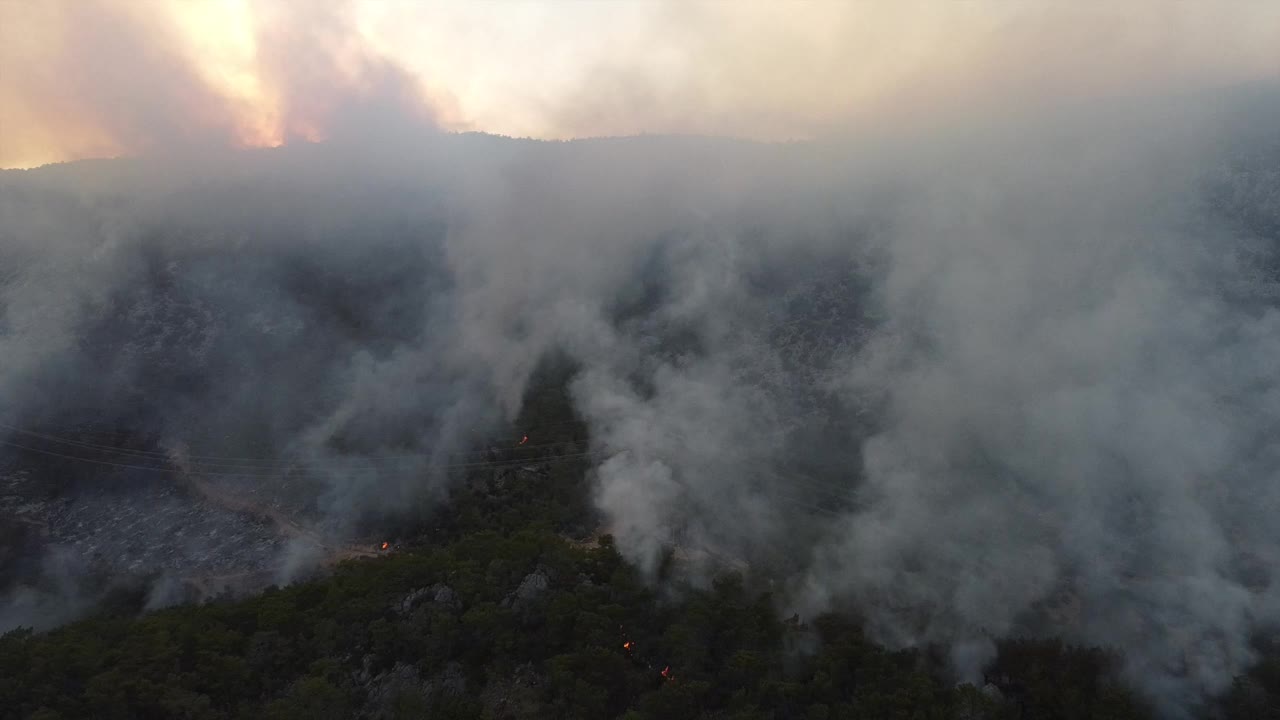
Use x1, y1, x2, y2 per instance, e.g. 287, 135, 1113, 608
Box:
3, 74, 1280, 718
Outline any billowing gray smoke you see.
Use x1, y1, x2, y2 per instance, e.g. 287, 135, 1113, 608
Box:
2, 85, 1279, 715
1, 141, 484, 519
798, 99, 1280, 715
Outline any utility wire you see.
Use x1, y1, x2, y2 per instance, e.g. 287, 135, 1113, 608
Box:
0, 437, 603, 478
0, 421, 585, 466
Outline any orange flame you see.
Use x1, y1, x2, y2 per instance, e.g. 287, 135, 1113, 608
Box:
518, 435, 529, 446
381, 541, 389, 550
623, 641, 632, 650
661, 666, 671, 679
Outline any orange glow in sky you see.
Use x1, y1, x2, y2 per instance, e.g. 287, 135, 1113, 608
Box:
2, 1, 1277, 169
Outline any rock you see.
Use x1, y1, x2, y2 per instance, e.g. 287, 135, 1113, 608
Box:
515, 570, 549, 601
394, 587, 432, 615
431, 661, 467, 697
355, 653, 377, 686
361, 662, 431, 720
394, 583, 459, 615
481, 662, 546, 720
503, 567, 551, 611
431, 583, 460, 610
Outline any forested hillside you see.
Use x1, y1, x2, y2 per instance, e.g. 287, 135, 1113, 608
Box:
3, 372, 1279, 720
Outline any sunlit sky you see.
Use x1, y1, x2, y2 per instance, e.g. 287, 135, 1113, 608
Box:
1, 0, 1277, 169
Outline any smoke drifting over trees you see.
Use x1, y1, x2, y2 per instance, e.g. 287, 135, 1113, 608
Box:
2, 84, 1280, 716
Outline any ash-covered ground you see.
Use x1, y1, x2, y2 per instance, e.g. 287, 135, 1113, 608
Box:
0, 464, 285, 579
0, 436, 380, 630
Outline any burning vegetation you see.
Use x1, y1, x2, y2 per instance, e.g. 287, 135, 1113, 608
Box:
619, 625, 673, 683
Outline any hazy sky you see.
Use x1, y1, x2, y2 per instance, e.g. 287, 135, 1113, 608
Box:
2, 0, 1278, 168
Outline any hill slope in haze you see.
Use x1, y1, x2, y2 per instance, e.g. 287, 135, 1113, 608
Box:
4, 366, 1280, 720
3, 90, 1280, 718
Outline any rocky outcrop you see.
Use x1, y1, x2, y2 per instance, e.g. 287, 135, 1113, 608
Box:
394, 587, 432, 615
480, 662, 546, 720
502, 567, 551, 613
358, 659, 467, 719
431, 583, 460, 609
362, 661, 429, 719
394, 582, 461, 615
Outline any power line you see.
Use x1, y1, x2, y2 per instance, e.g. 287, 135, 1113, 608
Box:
0, 437, 605, 478
0, 421, 587, 467
1, 424, 857, 518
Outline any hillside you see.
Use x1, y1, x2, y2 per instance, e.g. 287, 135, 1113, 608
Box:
3, 371, 1280, 720
3, 113, 1280, 719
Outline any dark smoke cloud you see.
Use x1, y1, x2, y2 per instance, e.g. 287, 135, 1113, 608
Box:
3, 83, 1280, 717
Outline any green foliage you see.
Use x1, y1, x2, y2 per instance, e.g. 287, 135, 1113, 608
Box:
0, 368, 1197, 719
0, 512, 1158, 720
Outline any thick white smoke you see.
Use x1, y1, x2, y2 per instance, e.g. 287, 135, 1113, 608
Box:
797, 99, 1280, 714
1, 86, 1278, 716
